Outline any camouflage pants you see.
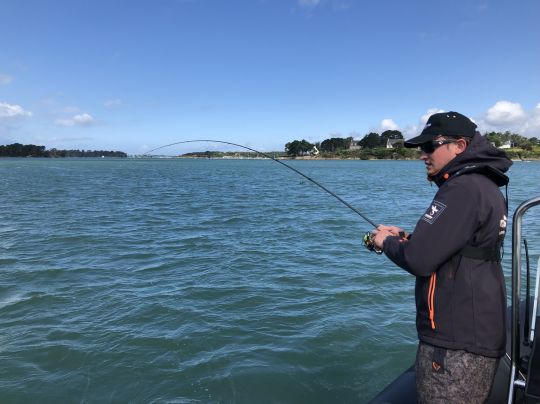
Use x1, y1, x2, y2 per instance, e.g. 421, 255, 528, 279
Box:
415, 342, 499, 404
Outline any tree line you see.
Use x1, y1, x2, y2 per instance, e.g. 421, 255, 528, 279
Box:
485, 132, 539, 150
181, 151, 287, 158
285, 130, 540, 159
285, 130, 405, 158
0, 143, 127, 158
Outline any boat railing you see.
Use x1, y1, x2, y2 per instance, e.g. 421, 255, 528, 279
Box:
508, 196, 540, 404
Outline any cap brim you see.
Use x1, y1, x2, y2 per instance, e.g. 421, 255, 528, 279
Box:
404, 132, 436, 148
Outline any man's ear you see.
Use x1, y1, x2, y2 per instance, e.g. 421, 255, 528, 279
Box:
454, 138, 468, 155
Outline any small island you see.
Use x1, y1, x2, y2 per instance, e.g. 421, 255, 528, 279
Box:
0, 143, 127, 158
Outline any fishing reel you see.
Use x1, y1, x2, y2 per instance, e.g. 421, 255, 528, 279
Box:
363, 231, 383, 254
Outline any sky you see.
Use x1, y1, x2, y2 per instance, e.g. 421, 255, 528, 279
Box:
1, 0, 540, 155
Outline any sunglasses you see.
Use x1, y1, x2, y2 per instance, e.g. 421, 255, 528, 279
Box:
419, 139, 457, 154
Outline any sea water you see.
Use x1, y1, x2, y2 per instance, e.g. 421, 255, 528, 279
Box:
0, 158, 539, 403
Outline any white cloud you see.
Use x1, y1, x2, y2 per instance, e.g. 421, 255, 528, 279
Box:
104, 99, 122, 108
472, 101, 540, 138
485, 101, 525, 124
408, 104, 540, 139
0, 102, 32, 119
73, 113, 94, 125
0, 74, 13, 85
516, 103, 540, 137
55, 113, 95, 127
380, 118, 399, 131
366, 103, 540, 144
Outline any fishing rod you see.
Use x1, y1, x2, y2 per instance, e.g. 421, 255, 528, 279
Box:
144, 139, 382, 252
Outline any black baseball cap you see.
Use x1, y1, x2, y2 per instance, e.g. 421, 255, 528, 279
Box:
404, 111, 477, 148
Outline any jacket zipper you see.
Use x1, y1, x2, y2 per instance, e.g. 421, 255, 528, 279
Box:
428, 273, 437, 330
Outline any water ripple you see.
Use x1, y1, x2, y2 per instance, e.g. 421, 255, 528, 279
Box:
0, 158, 538, 402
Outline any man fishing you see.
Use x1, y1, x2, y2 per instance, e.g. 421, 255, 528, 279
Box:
371, 111, 512, 403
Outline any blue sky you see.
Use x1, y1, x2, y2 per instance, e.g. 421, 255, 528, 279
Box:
1, 0, 539, 154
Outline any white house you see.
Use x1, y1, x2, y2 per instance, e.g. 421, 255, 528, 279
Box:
386, 139, 403, 149
499, 140, 512, 149
349, 138, 363, 150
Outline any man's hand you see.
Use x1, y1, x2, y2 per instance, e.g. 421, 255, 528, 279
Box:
371, 225, 406, 249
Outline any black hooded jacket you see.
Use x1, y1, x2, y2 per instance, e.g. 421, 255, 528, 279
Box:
383, 134, 512, 357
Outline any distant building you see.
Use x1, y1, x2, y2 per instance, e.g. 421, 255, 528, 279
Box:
386, 139, 403, 149
349, 138, 363, 150
499, 140, 512, 149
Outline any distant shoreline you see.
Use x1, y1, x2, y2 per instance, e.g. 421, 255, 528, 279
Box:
2, 155, 539, 162
141, 155, 540, 162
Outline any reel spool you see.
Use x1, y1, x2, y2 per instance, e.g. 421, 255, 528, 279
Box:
363, 231, 383, 254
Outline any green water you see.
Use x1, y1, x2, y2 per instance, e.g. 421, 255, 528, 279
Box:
0, 158, 538, 403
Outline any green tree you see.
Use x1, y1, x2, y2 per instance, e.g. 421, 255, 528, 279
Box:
485, 132, 502, 147
510, 133, 531, 148
379, 130, 403, 147
320, 137, 351, 152
358, 132, 381, 149
285, 139, 314, 157
0, 143, 47, 157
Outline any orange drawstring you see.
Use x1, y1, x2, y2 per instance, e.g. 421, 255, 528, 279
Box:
428, 273, 437, 330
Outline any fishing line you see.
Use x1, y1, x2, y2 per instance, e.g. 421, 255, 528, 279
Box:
143, 139, 378, 227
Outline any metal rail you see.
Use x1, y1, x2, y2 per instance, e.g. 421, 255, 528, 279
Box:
508, 196, 540, 404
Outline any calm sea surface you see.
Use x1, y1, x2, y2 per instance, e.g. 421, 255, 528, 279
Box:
1, 158, 539, 403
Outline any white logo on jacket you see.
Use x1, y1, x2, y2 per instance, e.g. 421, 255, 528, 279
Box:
422, 200, 447, 224
499, 215, 507, 236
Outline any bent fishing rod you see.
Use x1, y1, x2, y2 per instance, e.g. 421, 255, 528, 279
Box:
144, 140, 382, 253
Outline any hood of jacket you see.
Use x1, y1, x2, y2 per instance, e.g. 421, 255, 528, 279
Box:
430, 134, 513, 187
